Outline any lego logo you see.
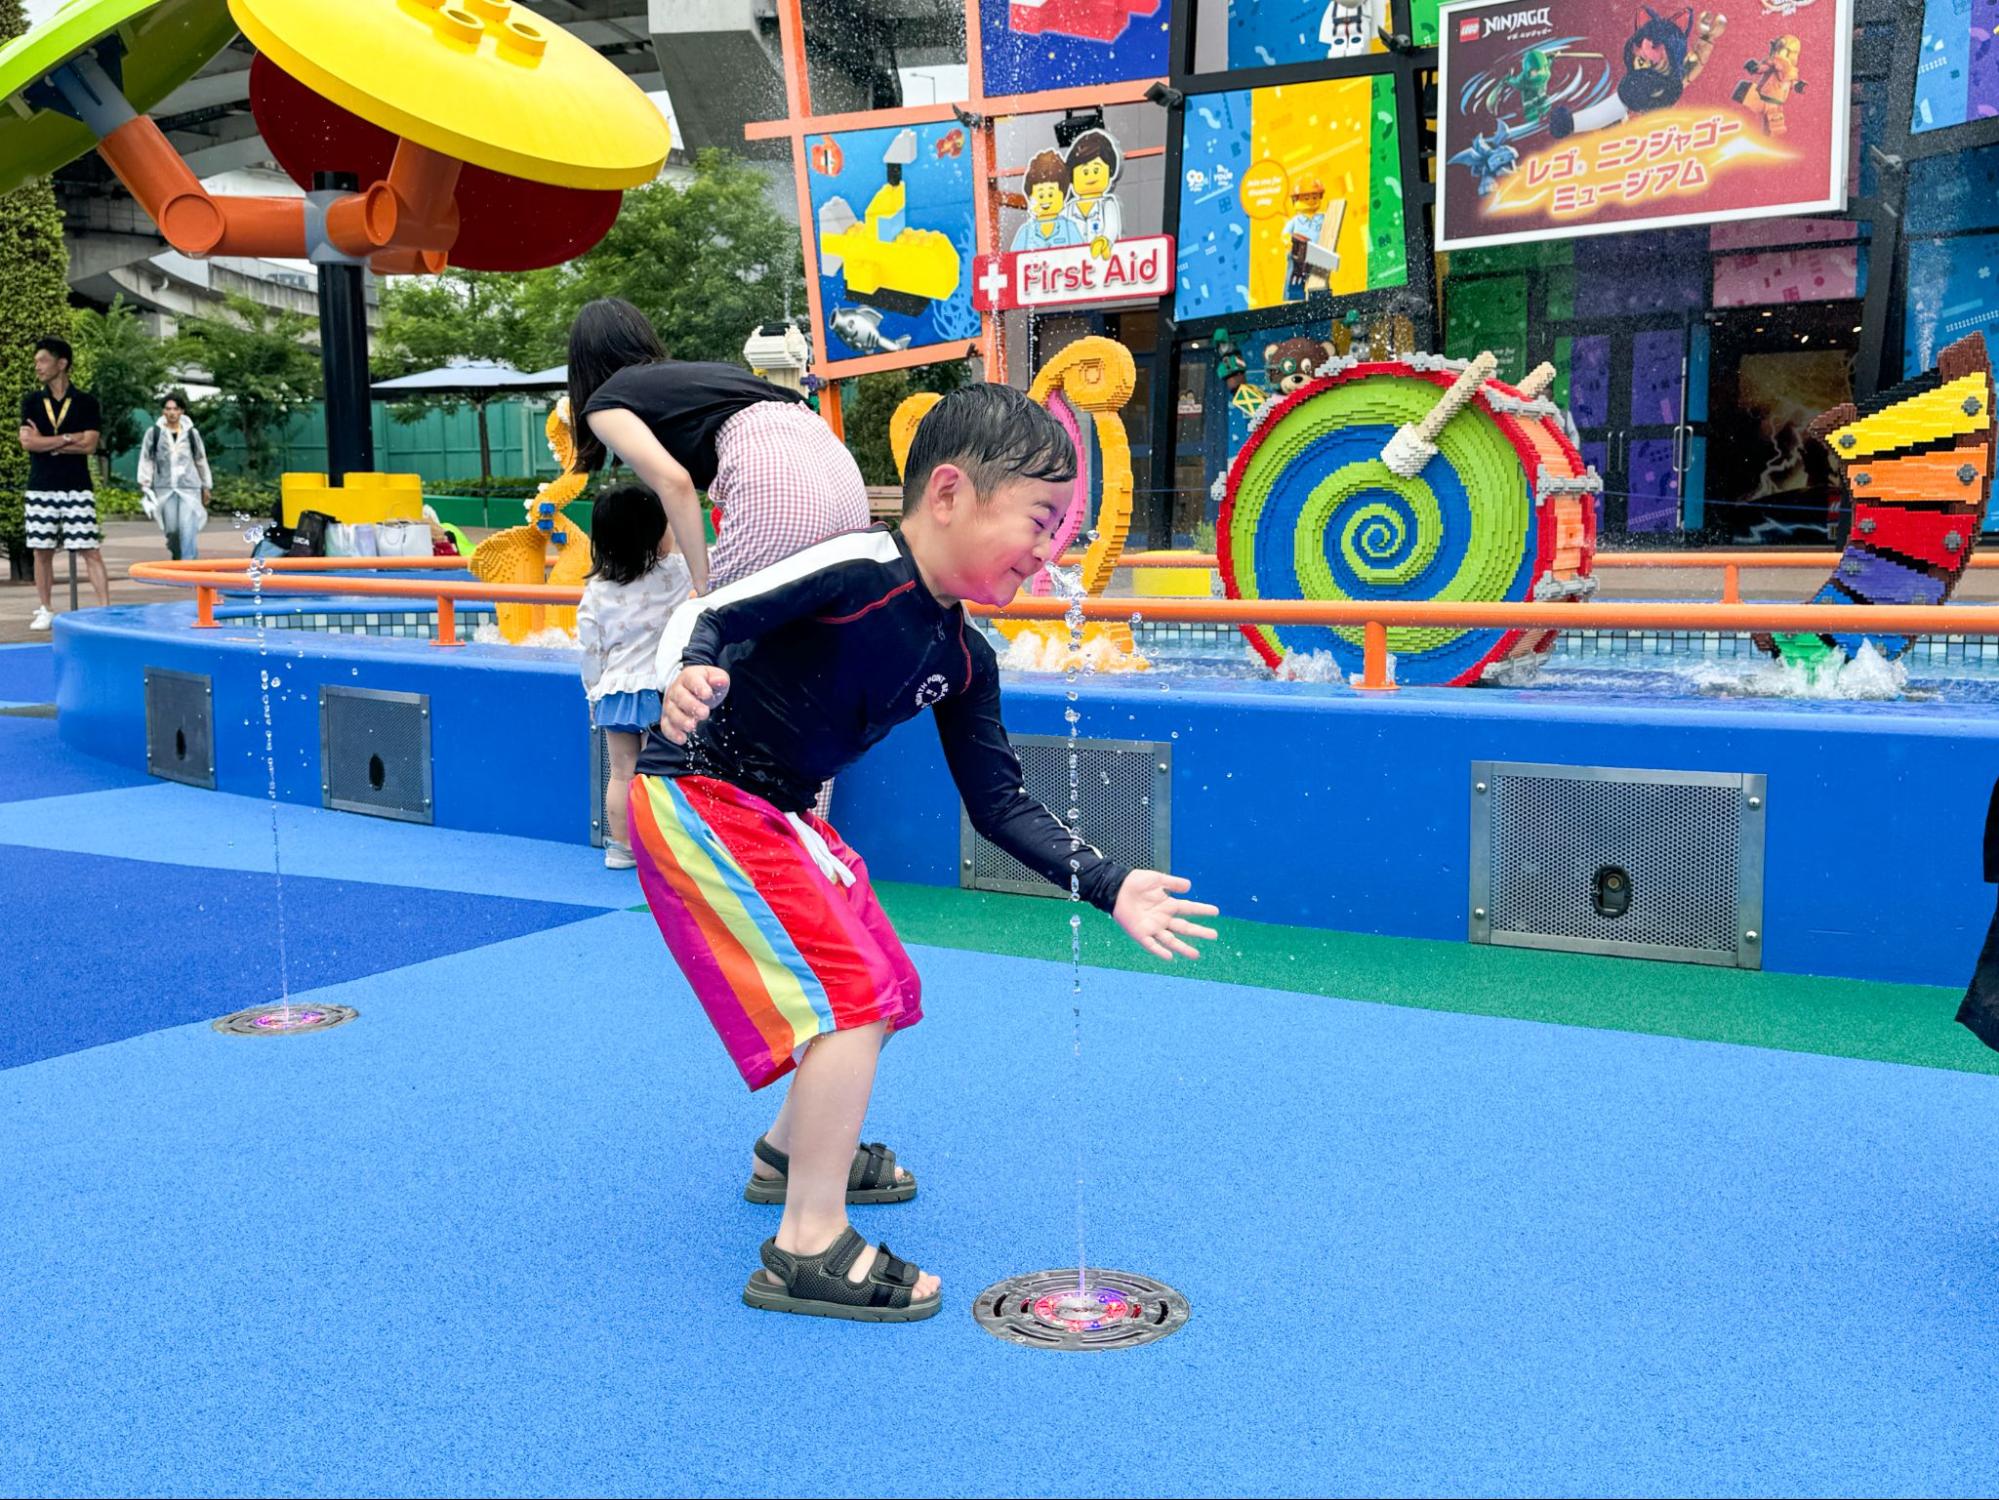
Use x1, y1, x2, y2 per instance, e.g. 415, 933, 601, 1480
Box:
1458, 16, 1481, 39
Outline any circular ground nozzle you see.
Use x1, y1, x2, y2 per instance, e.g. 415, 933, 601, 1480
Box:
212, 1003, 359, 1036
973, 1268, 1189, 1351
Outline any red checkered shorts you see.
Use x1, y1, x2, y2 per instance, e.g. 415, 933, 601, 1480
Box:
708, 401, 870, 590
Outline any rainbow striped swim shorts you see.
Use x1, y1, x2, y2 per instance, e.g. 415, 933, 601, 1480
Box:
628, 773, 924, 1090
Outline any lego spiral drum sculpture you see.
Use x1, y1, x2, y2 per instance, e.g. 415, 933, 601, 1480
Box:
1219, 354, 1600, 686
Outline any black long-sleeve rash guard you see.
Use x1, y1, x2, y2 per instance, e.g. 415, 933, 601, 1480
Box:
635, 526, 1132, 914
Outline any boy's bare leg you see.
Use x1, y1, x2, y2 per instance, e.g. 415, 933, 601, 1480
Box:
755, 1053, 912, 1187
763, 1020, 938, 1299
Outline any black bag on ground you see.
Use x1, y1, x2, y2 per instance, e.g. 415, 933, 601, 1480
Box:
289, 510, 332, 557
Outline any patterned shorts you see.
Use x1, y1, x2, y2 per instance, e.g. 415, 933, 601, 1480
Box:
707, 402, 870, 591
24, 491, 101, 551
628, 774, 923, 1091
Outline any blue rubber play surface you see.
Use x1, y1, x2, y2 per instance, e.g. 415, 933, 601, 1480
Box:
4, 731, 1999, 1496
0, 642, 55, 706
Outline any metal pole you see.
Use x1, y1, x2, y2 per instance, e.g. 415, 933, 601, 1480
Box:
1142, 0, 1197, 551
314, 171, 374, 484
67, 549, 77, 610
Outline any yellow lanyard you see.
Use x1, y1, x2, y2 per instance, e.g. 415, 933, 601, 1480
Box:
42, 391, 71, 434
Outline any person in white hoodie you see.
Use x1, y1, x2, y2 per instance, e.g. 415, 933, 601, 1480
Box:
576, 482, 693, 869
135, 392, 213, 560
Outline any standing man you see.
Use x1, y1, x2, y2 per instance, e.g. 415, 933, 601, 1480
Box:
136, 390, 212, 561
17, 336, 106, 629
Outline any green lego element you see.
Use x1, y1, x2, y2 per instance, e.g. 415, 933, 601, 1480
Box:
0, 0, 236, 193
1230, 370, 1529, 661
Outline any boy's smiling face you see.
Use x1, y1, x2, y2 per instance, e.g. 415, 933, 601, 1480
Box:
1028, 180, 1066, 221
906, 465, 1067, 607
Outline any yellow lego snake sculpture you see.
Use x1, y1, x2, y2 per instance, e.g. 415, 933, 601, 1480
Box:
470, 398, 593, 642
889, 337, 1148, 671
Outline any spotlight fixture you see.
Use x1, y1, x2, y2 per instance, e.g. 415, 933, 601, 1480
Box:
1143, 81, 1185, 108
1054, 107, 1107, 148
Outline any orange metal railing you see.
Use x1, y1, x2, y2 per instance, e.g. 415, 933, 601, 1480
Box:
1064, 549, 1999, 608
127, 554, 1999, 692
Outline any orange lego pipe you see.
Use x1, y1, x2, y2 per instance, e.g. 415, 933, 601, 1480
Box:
95, 115, 304, 258
369, 247, 451, 276
326, 139, 463, 259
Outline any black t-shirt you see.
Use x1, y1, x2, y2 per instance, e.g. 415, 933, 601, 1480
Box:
581, 361, 802, 488
19, 385, 101, 492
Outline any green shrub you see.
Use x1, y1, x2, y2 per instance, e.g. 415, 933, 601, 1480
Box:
0, 0, 72, 547
427, 474, 568, 499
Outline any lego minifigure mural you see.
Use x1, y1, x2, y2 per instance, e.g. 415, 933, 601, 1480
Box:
1175, 77, 1408, 323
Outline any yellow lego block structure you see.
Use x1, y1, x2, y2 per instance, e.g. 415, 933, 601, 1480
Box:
889, 391, 942, 478
470, 401, 591, 641
1827, 372, 1991, 461
280, 471, 423, 527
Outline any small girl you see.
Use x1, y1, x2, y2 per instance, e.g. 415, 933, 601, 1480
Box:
577, 483, 692, 870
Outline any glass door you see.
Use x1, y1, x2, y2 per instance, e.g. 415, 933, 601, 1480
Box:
1545, 315, 1707, 541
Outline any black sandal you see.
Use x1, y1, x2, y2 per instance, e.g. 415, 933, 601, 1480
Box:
742, 1226, 939, 1322
744, 1135, 916, 1205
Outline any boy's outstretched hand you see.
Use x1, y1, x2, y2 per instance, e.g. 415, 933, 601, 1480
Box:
661, 665, 731, 744
1113, 871, 1220, 962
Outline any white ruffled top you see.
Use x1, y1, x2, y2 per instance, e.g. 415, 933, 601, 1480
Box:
576, 557, 693, 702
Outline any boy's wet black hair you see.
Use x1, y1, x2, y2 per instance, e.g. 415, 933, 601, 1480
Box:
902, 383, 1076, 515
586, 482, 668, 586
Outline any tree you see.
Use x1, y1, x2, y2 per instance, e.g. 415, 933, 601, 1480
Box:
375, 268, 538, 374
374, 269, 540, 483
0, 0, 74, 554
513, 149, 805, 367
71, 295, 169, 483
842, 359, 973, 487
368, 151, 805, 481
172, 293, 321, 480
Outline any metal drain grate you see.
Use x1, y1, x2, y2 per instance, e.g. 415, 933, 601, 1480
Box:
144, 667, 214, 788
1470, 760, 1766, 967
973, 1269, 1190, 1351
212, 1004, 359, 1036
320, 686, 433, 823
961, 736, 1170, 898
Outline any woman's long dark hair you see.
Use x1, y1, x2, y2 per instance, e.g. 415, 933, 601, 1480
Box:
567, 298, 667, 474
585, 482, 667, 587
